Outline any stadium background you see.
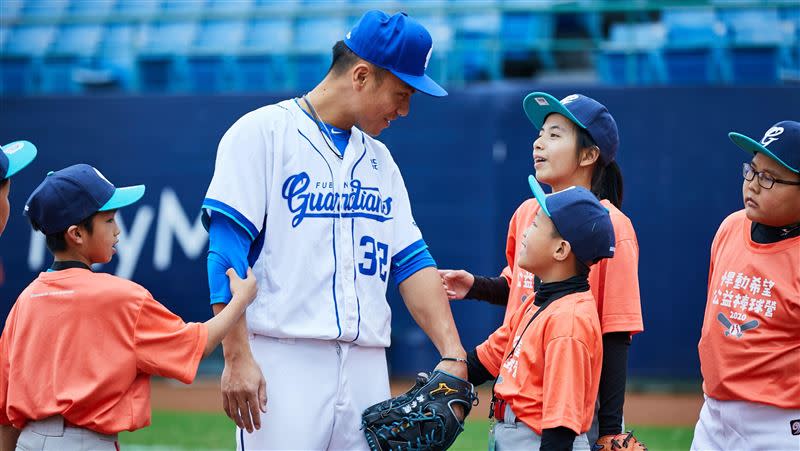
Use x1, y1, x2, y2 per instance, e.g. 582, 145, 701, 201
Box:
1, 0, 799, 449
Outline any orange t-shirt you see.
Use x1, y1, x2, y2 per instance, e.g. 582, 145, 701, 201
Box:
698, 210, 800, 409
477, 291, 603, 435
0, 268, 208, 434
501, 198, 643, 334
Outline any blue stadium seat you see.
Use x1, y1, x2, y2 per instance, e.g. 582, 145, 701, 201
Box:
186, 21, 246, 92
41, 25, 104, 93
233, 19, 293, 92
1, 25, 57, 93
0, 0, 24, 22
661, 8, 726, 84
451, 11, 501, 82
500, 12, 556, 71
292, 17, 346, 90
597, 23, 666, 85
91, 24, 139, 91
137, 21, 197, 92
717, 9, 783, 83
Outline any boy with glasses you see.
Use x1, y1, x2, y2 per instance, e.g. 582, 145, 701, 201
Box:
692, 121, 800, 450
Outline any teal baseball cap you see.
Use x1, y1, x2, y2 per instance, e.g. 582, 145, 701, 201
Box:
1, 140, 38, 180
528, 175, 615, 266
523, 92, 619, 163
729, 120, 800, 174
24, 164, 145, 234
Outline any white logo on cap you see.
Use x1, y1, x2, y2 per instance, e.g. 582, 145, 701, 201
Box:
535, 97, 549, 106
346, 31, 351, 40
561, 94, 580, 105
760, 126, 783, 147
3, 142, 24, 155
424, 46, 433, 70
93, 167, 114, 187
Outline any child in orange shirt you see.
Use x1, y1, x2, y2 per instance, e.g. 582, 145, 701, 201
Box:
466, 176, 615, 450
0, 164, 259, 451
692, 121, 800, 450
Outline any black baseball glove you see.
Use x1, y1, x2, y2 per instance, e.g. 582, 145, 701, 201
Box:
361, 370, 478, 451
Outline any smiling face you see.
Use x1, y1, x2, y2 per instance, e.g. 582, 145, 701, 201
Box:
742, 152, 800, 227
353, 68, 415, 137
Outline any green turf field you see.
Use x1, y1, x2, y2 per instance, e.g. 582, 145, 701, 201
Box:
120, 410, 694, 450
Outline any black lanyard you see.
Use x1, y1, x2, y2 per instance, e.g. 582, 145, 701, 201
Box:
50, 261, 91, 271
489, 295, 560, 419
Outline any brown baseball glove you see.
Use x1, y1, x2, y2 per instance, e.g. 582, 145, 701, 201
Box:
593, 431, 648, 450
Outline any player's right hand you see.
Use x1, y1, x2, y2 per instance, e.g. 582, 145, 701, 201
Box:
226, 267, 258, 305
438, 269, 475, 300
221, 353, 267, 433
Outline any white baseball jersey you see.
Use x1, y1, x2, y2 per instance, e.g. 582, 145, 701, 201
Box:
203, 99, 425, 347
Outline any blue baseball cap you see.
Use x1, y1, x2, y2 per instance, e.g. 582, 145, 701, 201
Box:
528, 175, 615, 266
344, 10, 447, 97
523, 92, 619, 164
24, 164, 145, 234
729, 120, 800, 174
1, 140, 38, 180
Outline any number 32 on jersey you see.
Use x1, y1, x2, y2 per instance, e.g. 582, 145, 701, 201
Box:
359, 235, 388, 281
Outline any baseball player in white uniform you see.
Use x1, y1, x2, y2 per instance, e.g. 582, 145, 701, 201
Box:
202, 10, 467, 450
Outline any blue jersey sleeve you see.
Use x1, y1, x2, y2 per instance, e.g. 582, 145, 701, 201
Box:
391, 239, 437, 286
208, 212, 253, 304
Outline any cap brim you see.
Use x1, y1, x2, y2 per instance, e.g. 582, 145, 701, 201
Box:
99, 185, 145, 211
2, 140, 38, 179
528, 175, 551, 217
729, 132, 799, 173
523, 92, 586, 130
392, 70, 447, 97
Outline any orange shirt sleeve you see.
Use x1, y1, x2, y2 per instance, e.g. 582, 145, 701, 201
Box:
134, 294, 208, 385
540, 336, 595, 434
591, 236, 644, 334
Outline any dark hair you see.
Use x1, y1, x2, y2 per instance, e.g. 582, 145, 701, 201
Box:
30, 213, 96, 254
575, 127, 624, 208
328, 40, 386, 82
0, 178, 8, 189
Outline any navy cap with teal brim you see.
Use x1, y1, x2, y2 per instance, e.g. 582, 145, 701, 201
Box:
523, 92, 619, 163
24, 164, 145, 234
729, 120, 800, 174
344, 10, 447, 97
1, 140, 38, 180
527, 175, 615, 266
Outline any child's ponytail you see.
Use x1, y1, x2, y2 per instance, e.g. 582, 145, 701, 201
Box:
591, 160, 624, 209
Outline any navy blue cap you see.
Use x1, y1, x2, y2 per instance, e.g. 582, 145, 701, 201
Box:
1, 140, 38, 180
24, 164, 145, 234
344, 10, 447, 97
523, 92, 619, 164
528, 175, 615, 266
729, 120, 800, 174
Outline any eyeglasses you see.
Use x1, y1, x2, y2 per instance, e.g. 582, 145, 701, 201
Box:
743, 162, 800, 189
